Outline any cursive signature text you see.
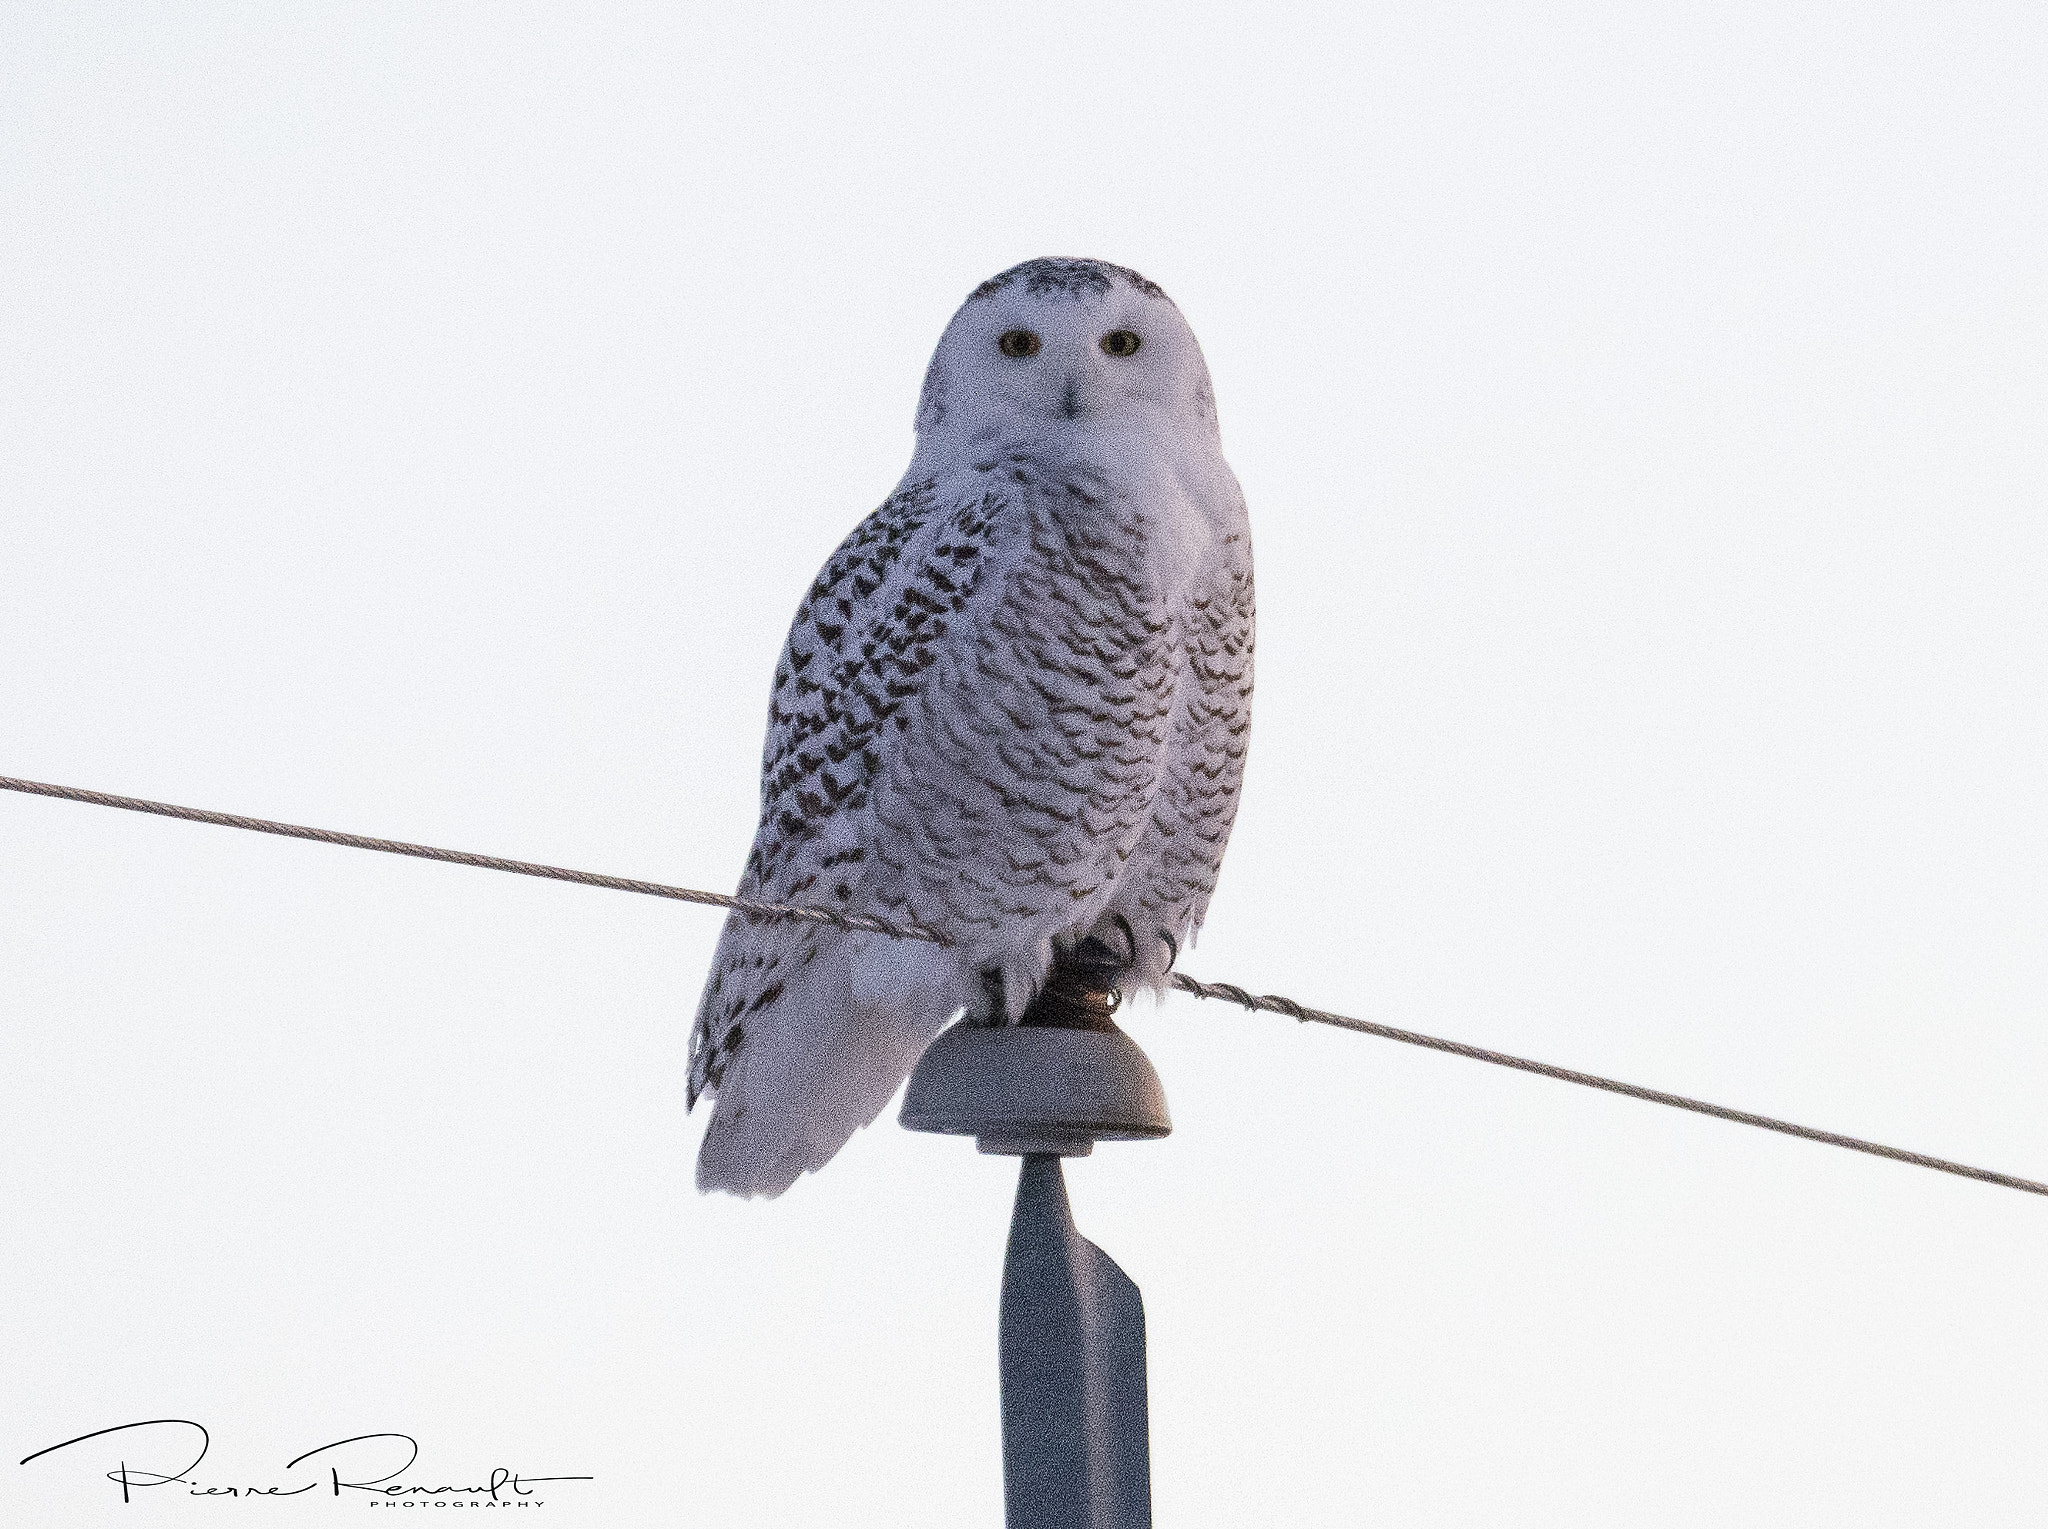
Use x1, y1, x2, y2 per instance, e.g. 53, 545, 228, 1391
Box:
21, 1421, 592, 1504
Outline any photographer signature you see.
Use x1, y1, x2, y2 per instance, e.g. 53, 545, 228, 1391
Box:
21, 1420, 592, 1504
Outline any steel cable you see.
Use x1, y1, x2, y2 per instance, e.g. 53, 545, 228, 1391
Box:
6, 772, 2043, 1199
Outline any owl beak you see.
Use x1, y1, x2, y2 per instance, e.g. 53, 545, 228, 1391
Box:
1058, 375, 1083, 419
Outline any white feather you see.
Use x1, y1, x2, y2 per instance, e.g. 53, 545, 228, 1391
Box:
689, 257, 1254, 1198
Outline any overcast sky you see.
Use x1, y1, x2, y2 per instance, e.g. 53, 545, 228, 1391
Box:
6, 4, 2047, 1525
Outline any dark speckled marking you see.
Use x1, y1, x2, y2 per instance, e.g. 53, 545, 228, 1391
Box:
970, 257, 1170, 304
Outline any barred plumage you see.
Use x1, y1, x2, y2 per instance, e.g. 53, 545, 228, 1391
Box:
690, 257, 1254, 1197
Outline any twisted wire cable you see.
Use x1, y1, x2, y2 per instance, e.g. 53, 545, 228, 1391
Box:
1165, 973, 2048, 1197
0, 774, 952, 945
6, 772, 2043, 1199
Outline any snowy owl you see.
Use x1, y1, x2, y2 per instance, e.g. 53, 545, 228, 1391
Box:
689, 257, 1254, 1197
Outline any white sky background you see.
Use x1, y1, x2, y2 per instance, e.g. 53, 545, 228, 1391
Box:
4, 3, 2046, 1524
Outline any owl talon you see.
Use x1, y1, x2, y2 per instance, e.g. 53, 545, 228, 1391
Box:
968, 967, 1008, 1027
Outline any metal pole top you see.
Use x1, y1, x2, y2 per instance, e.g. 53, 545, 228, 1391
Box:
900, 1020, 1172, 1156
899, 949, 1172, 1156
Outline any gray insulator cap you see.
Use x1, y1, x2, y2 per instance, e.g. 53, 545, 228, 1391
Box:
899, 1021, 1172, 1156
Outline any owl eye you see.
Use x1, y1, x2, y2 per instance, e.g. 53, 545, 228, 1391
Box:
997, 330, 1041, 359
1099, 330, 1142, 357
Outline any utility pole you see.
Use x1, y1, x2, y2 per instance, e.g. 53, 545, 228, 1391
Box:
901, 948, 1170, 1529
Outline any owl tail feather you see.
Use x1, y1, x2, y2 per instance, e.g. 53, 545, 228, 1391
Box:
695, 935, 967, 1199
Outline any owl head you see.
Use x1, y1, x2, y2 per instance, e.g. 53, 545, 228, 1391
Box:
915, 257, 1220, 447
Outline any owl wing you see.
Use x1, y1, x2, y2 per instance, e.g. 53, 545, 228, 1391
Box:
687, 472, 1005, 1108
1121, 525, 1255, 975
